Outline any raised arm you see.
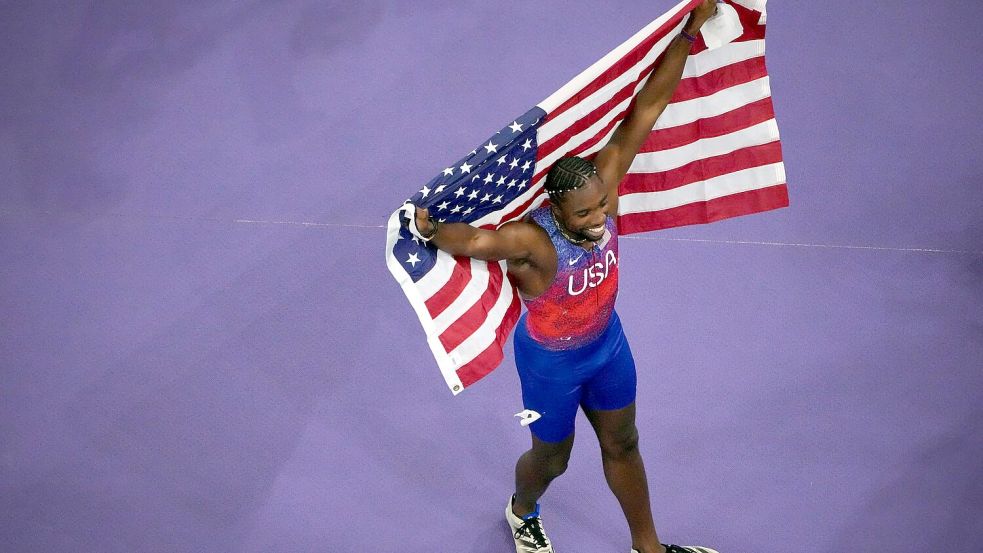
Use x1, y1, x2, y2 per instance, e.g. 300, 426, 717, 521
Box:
413, 206, 548, 263
594, 0, 718, 214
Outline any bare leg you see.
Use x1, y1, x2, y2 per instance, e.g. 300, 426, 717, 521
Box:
585, 403, 665, 553
512, 432, 575, 517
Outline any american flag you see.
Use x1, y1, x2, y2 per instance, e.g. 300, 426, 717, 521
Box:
385, 0, 786, 394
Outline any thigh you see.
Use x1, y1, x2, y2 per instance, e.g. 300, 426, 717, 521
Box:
516, 360, 584, 443
514, 321, 585, 444
580, 329, 637, 412
583, 401, 638, 453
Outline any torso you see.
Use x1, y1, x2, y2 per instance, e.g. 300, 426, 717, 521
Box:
518, 206, 619, 350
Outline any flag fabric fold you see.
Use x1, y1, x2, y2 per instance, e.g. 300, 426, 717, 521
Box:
386, 0, 786, 394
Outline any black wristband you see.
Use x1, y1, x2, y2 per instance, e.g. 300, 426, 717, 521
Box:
422, 216, 439, 240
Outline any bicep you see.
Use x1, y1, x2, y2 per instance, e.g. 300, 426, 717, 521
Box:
467, 222, 540, 262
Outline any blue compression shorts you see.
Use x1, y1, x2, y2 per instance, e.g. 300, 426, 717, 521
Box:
513, 310, 637, 443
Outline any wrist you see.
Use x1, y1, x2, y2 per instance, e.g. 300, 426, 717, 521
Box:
421, 216, 439, 240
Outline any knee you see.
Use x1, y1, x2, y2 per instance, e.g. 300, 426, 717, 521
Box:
600, 425, 640, 460
543, 451, 570, 479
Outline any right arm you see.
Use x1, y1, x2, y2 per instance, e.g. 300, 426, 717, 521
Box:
414, 206, 543, 262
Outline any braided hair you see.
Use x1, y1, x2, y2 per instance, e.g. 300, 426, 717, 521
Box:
544, 156, 598, 203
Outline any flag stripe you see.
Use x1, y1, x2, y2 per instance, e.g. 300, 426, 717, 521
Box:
455, 296, 522, 387
671, 56, 769, 104
631, 118, 779, 173
620, 161, 786, 214
542, 0, 699, 123
439, 260, 507, 353
433, 259, 490, 334
640, 96, 775, 154
425, 256, 473, 318
622, 140, 785, 194
619, 184, 788, 232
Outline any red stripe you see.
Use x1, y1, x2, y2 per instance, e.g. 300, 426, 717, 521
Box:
638, 97, 775, 154
690, 2, 767, 55
539, 52, 767, 165
617, 184, 789, 234
455, 294, 522, 388
621, 140, 784, 195
671, 56, 768, 103
544, 0, 701, 124
439, 260, 507, 353
424, 256, 472, 318
538, 66, 650, 162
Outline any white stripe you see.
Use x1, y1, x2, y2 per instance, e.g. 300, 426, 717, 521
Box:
682, 39, 765, 78
413, 247, 456, 299
447, 260, 515, 368
632, 118, 779, 173
538, 0, 693, 114
431, 258, 490, 334
655, 76, 772, 129
537, 22, 682, 144
537, 62, 772, 175
383, 210, 464, 392
619, 161, 786, 214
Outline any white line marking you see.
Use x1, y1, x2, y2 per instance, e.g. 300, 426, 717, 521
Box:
2, 210, 978, 256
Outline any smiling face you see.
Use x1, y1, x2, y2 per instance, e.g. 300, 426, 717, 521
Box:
551, 174, 610, 243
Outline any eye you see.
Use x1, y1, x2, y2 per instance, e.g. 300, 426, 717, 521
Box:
576, 210, 589, 217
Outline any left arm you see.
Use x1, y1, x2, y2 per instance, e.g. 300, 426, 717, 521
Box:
594, 0, 718, 215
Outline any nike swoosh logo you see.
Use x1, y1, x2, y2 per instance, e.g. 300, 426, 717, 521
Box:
568, 255, 583, 266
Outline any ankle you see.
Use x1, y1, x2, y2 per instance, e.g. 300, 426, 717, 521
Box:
510, 495, 536, 518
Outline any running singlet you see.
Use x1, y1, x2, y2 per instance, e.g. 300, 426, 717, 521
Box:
523, 206, 619, 350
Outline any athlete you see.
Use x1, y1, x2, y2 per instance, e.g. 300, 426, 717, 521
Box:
413, 2, 720, 552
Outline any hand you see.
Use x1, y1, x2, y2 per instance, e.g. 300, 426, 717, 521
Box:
415, 206, 435, 236
686, 0, 718, 32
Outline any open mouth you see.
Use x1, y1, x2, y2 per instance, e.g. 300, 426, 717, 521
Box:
582, 225, 605, 240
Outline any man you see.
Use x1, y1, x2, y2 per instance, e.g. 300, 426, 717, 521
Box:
412, 2, 721, 552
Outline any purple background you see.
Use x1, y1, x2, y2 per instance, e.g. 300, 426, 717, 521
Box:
2, 1, 981, 552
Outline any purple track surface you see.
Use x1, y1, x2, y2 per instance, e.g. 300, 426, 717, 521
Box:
2, 2, 981, 552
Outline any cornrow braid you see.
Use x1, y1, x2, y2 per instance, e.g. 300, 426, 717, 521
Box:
545, 156, 597, 202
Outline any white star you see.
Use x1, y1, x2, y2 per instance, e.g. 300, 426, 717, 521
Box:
521, 139, 533, 151
521, 160, 532, 172
472, 174, 480, 182
412, 235, 422, 245
460, 162, 473, 174
454, 187, 467, 198
451, 205, 462, 214
492, 195, 504, 203
506, 179, 517, 188
496, 175, 507, 186
483, 141, 499, 154
496, 156, 507, 166
518, 180, 528, 189
480, 193, 491, 202
406, 253, 421, 267
420, 185, 431, 197
443, 167, 454, 176
436, 201, 450, 211
483, 173, 494, 184
509, 121, 524, 133
509, 157, 520, 169
469, 149, 477, 156
463, 206, 474, 215
468, 189, 479, 200
434, 185, 446, 194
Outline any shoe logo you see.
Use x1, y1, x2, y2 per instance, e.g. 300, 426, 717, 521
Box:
568, 254, 583, 266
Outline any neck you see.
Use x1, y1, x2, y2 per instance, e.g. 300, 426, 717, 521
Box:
550, 208, 589, 245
